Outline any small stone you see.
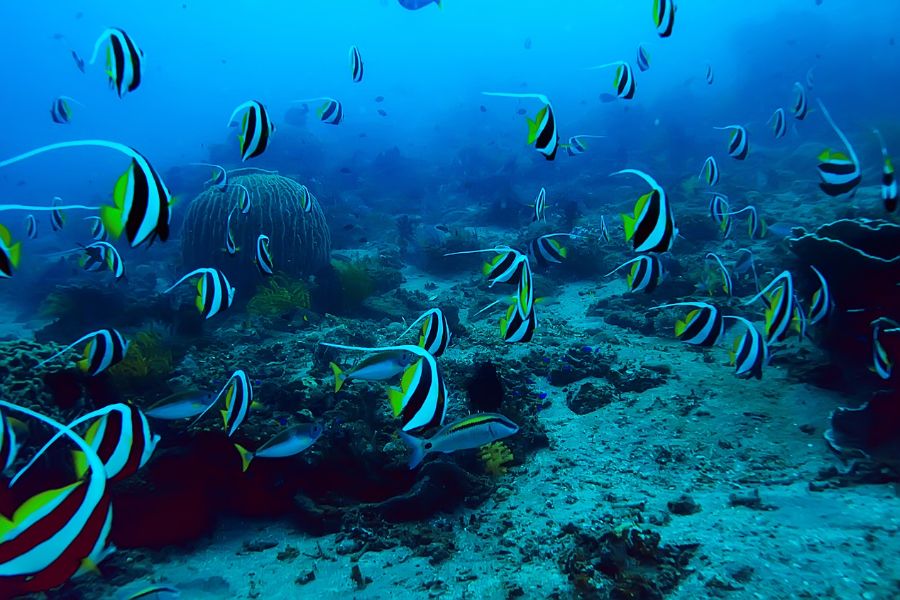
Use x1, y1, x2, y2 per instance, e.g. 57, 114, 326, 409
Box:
295, 570, 315, 585
277, 545, 300, 562
667, 494, 701, 515
798, 424, 816, 435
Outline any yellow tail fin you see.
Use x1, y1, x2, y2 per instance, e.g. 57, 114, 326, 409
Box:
330, 362, 345, 392
234, 444, 253, 472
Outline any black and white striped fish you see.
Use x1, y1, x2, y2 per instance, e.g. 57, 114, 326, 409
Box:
725, 316, 769, 379
255, 234, 274, 276
715, 124, 748, 160
50, 197, 65, 232
636, 45, 651, 71
816, 100, 861, 197
82, 241, 125, 281
0, 225, 22, 279
0, 140, 173, 248
653, 0, 676, 37
24, 214, 38, 239
737, 205, 767, 240
705, 62, 714, 85
191, 370, 256, 437
224, 207, 237, 256
482, 92, 559, 160
699, 156, 719, 187
444, 246, 527, 286
598, 215, 610, 242
769, 108, 787, 139
0, 406, 21, 473
655, 302, 724, 347
349, 45, 364, 83
615, 168, 677, 253
191, 162, 228, 191
0, 401, 112, 595
745, 270, 796, 343
705, 252, 733, 297
807, 266, 832, 325
368, 345, 448, 432
500, 300, 537, 343
532, 187, 547, 222
164, 268, 236, 320
707, 192, 729, 227
84, 216, 108, 241
605, 254, 664, 294
36, 328, 129, 376
564, 134, 605, 156
298, 185, 315, 213
719, 212, 734, 239
871, 319, 895, 380
528, 233, 574, 267
50, 96, 77, 124
228, 100, 275, 161
89, 28, 143, 98
791, 82, 808, 120
874, 129, 897, 212
590, 61, 636, 100
317, 98, 344, 125
399, 308, 452, 357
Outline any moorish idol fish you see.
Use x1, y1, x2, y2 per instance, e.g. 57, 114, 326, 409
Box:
707, 192, 729, 227
500, 298, 537, 343
228, 100, 275, 161
81, 241, 125, 281
714, 124, 748, 160
652, 301, 724, 347
443, 247, 527, 286
0, 140, 173, 248
190, 162, 228, 190
587, 61, 636, 100
481, 92, 559, 160
874, 129, 897, 212
528, 233, 579, 267
36, 328, 129, 376
329, 348, 417, 392
636, 44, 651, 71
191, 369, 257, 437
532, 187, 547, 222
729, 205, 766, 240
699, 155, 719, 187
234, 422, 323, 472
295, 97, 343, 125
744, 270, 796, 343
598, 215, 610, 242
25, 214, 38, 240
84, 216, 108, 241
224, 207, 237, 255
13, 403, 158, 485
0, 401, 112, 594
399, 413, 519, 469
654, 0, 676, 38
614, 168, 677, 253
705, 252, 733, 297
255, 234, 274, 276
398, 308, 452, 358
324, 343, 448, 433
816, 99, 861, 197
0, 407, 22, 473
89, 28, 143, 98
734, 248, 760, 293
871, 318, 895, 380
604, 254, 665, 294
807, 265, 832, 325
724, 316, 769, 379
564, 134, 605, 156
51, 196, 65, 232
163, 268, 235, 319
298, 184, 315, 213
792, 82, 808, 120
0, 224, 22, 278
769, 108, 787, 139
50, 96, 81, 124
705, 63, 714, 85
349, 45, 364, 83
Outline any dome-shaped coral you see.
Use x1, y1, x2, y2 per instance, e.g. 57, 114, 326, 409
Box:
181, 171, 331, 290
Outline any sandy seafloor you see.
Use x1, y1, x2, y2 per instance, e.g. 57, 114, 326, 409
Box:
19, 261, 900, 600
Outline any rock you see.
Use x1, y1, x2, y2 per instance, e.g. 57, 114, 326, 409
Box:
728, 489, 777, 511
566, 381, 619, 415
667, 494, 701, 515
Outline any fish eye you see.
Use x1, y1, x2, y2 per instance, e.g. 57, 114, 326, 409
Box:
425, 442, 433, 450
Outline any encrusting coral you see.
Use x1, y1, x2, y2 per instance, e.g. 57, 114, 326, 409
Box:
479, 441, 514, 476
181, 172, 331, 289
247, 275, 312, 318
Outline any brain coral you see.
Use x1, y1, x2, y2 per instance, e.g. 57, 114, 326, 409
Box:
181, 171, 331, 289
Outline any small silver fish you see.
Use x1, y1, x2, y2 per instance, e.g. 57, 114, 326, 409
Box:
329, 349, 416, 392
234, 423, 323, 471
145, 391, 215, 420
